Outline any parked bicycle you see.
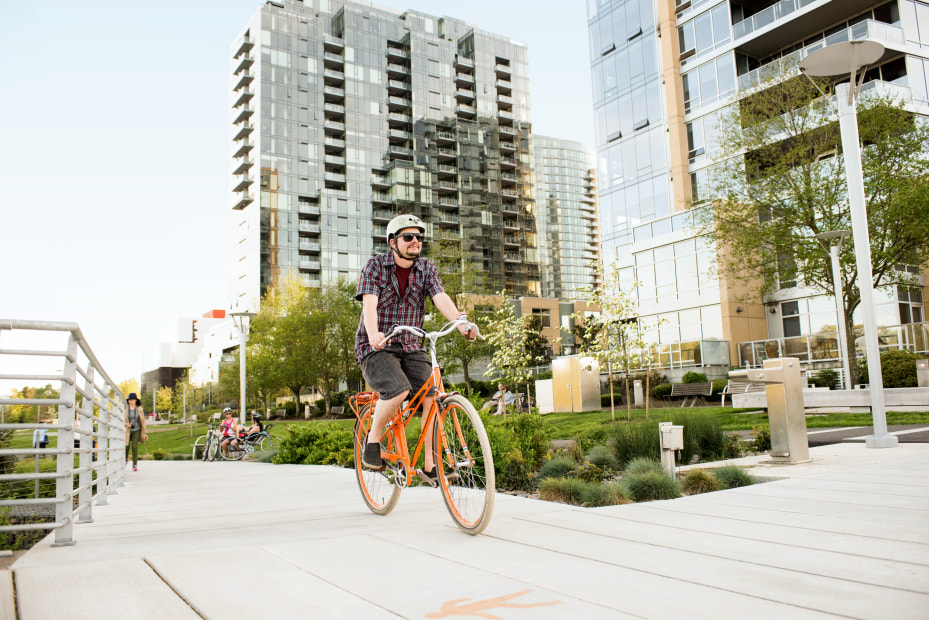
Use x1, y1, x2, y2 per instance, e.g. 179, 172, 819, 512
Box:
219, 424, 275, 461
350, 319, 495, 535
193, 424, 221, 462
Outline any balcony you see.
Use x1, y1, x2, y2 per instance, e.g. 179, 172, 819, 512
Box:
374, 242, 389, 254
494, 63, 511, 77
503, 235, 520, 247
323, 34, 344, 51
502, 218, 519, 230
299, 221, 321, 235
436, 181, 457, 193
501, 189, 519, 199
298, 239, 321, 252
455, 88, 476, 102
371, 191, 393, 205
387, 79, 411, 94
504, 251, 520, 262
455, 72, 475, 86
233, 90, 254, 108
387, 96, 412, 111
324, 120, 345, 134
324, 52, 344, 66
232, 192, 253, 210
500, 172, 518, 184
232, 176, 252, 192
389, 128, 411, 142
371, 174, 390, 189
372, 209, 395, 221
499, 140, 516, 153
436, 197, 458, 208
500, 157, 517, 169
324, 137, 345, 152
233, 106, 254, 124
386, 63, 410, 77
435, 131, 455, 143
233, 141, 254, 158
234, 55, 254, 75
388, 113, 412, 127
454, 55, 474, 69
498, 125, 517, 136
495, 79, 512, 93
386, 47, 410, 60
501, 203, 519, 215
234, 37, 254, 59
324, 172, 346, 184
233, 72, 254, 92
456, 104, 476, 118
497, 110, 515, 121
436, 164, 457, 176
437, 148, 457, 160
298, 203, 320, 216
389, 145, 413, 159
234, 123, 254, 141
324, 102, 345, 117
325, 154, 346, 168
738, 19, 905, 94
299, 260, 321, 271
438, 214, 460, 226
496, 94, 514, 105
323, 86, 345, 101
324, 68, 345, 84
232, 158, 253, 175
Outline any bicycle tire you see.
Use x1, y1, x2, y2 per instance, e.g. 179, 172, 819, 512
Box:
259, 435, 274, 451
353, 404, 401, 515
194, 435, 207, 461
219, 437, 246, 461
207, 435, 219, 461
433, 394, 495, 535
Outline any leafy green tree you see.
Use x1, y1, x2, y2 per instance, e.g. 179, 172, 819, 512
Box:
699, 73, 929, 387
155, 386, 173, 414
485, 295, 549, 413
304, 280, 361, 415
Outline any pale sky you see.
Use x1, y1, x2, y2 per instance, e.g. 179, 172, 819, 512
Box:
0, 0, 594, 386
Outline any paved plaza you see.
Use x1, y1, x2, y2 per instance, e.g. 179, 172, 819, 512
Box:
5, 442, 929, 619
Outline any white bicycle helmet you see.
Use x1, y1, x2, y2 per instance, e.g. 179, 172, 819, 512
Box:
386, 214, 426, 242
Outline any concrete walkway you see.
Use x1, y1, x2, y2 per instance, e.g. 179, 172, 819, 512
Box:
10, 443, 929, 619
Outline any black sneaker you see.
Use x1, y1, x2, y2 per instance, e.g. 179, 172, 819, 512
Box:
362, 441, 384, 470
420, 468, 439, 487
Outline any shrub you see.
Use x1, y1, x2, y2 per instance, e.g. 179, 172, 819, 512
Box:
681, 371, 708, 384
607, 411, 728, 469
721, 432, 744, 459
150, 448, 168, 461
484, 413, 551, 491
283, 401, 298, 417
580, 480, 629, 507
680, 469, 722, 494
257, 450, 278, 463
538, 477, 589, 505
650, 383, 672, 399
273, 424, 354, 467
585, 445, 618, 473
809, 368, 839, 390
575, 461, 613, 483
751, 424, 771, 452
170, 453, 190, 461
859, 350, 922, 388
601, 392, 623, 407
621, 470, 681, 502
537, 455, 579, 481
622, 456, 663, 476
497, 447, 535, 492
712, 465, 755, 488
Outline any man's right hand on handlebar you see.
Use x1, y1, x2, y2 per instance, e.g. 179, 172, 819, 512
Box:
370, 331, 387, 350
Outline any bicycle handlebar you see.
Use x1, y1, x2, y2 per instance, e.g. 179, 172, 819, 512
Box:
382, 318, 484, 345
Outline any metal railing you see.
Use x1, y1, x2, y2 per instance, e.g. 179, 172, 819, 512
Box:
0, 320, 127, 548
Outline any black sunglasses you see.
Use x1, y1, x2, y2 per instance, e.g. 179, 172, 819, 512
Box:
400, 233, 424, 242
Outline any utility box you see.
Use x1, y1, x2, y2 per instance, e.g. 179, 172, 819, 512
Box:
917, 360, 929, 388
551, 356, 601, 413
633, 380, 644, 408
730, 357, 809, 464
658, 422, 684, 450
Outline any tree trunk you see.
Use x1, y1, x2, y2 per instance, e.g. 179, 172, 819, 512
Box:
462, 362, 471, 390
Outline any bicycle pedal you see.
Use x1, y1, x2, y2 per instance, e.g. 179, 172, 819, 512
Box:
415, 470, 438, 487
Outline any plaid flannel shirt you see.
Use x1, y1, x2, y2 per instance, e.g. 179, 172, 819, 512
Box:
354, 252, 445, 363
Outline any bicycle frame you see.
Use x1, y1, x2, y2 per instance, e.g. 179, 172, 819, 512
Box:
350, 320, 475, 485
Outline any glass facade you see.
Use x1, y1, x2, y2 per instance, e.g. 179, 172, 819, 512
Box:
532, 136, 601, 300
229, 0, 539, 312
588, 0, 929, 371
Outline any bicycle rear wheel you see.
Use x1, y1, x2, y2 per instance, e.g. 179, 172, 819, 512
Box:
259, 435, 275, 451
433, 394, 495, 535
221, 438, 246, 461
206, 435, 219, 461
353, 404, 401, 515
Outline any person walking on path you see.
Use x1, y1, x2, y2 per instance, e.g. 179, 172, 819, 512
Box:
124, 393, 148, 472
355, 214, 475, 482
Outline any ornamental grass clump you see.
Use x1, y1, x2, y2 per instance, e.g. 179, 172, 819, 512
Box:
680, 468, 722, 495
585, 444, 619, 472
622, 456, 664, 476
621, 469, 682, 502
536, 455, 579, 481
712, 464, 755, 489
580, 480, 629, 507
538, 476, 590, 505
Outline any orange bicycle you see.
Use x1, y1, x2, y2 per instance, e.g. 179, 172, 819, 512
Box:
349, 319, 495, 535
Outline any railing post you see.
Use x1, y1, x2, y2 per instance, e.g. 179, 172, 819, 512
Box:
95, 387, 111, 505
53, 336, 78, 547
77, 363, 94, 523
113, 390, 126, 491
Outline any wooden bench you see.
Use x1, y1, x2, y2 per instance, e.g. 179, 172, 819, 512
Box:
329, 405, 345, 417
720, 379, 767, 406
670, 382, 713, 407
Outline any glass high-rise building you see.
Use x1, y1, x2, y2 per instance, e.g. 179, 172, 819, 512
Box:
588, 0, 928, 376
229, 0, 540, 313
532, 135, 601, 300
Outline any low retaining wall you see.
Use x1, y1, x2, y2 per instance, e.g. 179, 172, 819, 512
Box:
732, 387, 929, 409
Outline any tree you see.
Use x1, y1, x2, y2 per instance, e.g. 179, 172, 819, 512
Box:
118, 379, 139, 400
699, 73, 929, 387
155, 386, 174, 414
426, 237, 495, 389
572, 261, 649, 420
303, 280, 361, 416
485, 295, 549, 414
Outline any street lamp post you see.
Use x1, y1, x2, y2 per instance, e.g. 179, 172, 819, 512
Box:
800, 40, 897, 448
814, 230, 851, 390
230, 312, 257, 426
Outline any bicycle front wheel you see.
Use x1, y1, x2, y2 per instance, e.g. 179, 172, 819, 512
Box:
353, 404, 401, 515
206, 435, 219, 461
259, 435, 275, 451
221, 438, 246, 461
433, 394, 495, 535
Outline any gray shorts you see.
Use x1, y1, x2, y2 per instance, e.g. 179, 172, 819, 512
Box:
359, 349, 434, 401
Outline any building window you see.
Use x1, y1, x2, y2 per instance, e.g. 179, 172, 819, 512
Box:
531, 308, 551, 328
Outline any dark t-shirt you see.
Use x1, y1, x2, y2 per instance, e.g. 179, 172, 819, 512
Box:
395, 264, 412, 298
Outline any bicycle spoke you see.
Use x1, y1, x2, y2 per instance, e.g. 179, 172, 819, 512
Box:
353, 404, 401, 515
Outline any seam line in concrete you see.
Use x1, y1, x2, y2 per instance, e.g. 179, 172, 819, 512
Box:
142, 556, 208, 619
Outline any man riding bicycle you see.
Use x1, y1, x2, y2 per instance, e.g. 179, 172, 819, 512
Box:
355, 214, 475, 482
